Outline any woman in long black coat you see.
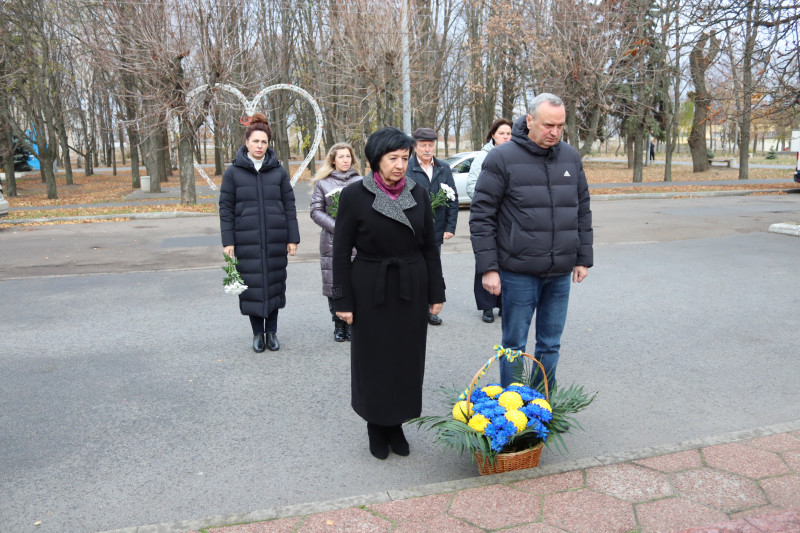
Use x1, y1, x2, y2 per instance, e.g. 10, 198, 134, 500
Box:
219, 113, 300, 353
332, 127, 445, 460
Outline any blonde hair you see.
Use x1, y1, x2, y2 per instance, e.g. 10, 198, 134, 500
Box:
312, 143, 360, 183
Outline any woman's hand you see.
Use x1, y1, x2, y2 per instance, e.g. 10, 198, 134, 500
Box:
223, 245, 235, 258
336, 311, 353, 325
429, 303, 443, 315
287, 243, 297, 256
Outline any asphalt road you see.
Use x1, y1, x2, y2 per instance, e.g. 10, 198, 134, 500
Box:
1, 194, 799, 532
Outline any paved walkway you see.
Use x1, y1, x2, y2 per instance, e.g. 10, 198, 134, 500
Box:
102, 422, 800, 533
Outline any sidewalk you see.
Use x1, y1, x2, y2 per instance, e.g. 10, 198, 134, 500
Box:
104, 421, 800, 533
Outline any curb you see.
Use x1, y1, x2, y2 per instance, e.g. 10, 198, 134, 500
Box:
0, 211, 213, 225
4, 189, 795, 226
590, 188, 791, 201
769, 222, 800, 236
97, 419, 800, 533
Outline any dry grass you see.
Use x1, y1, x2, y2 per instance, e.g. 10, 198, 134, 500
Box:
2, 160, 797, 225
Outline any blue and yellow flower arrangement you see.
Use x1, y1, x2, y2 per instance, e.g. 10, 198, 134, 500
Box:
411, 345, 596, 472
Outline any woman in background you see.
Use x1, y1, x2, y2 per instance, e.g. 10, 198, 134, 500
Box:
309, 143, 362, 342
219, 113, 300, 353
466, 118, 513, 323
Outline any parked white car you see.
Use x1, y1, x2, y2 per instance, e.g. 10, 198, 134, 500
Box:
441, 151, 480, 206
0, 178, 9, 218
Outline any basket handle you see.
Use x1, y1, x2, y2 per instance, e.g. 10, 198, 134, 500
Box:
464, 345, 549, 406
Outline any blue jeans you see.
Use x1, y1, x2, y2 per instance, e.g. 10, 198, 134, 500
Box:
499, 271, 571, 392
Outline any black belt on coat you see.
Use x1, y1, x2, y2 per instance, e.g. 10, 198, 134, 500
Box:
355, 253, 421, 305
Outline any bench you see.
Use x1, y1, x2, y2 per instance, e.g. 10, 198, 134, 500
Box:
708, 158, 732, 167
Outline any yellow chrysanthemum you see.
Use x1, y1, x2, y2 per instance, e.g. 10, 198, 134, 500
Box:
509, 382, 525, 387
504, 409, 528, 433
468, 414, 491, 433
530, 399, 552, 413
452, 401, 474, 423
481, 385, 503, 398
497, 391, 524, 411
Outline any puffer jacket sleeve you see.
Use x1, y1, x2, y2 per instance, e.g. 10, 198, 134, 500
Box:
469, 149, 507, 275
310, 181, 336, 234
466, 149, 488, 200
576, 164, 593, 268
280, 171, 301, 244
219, 168, 236, 247
441, 164, 458, 235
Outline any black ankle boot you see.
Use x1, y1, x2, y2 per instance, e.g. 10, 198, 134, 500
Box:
253, 333, 266, 353
334, 318, 347, 342
385, 425, 410, 456
367, 423, 389, 459
345, 323, 352, 341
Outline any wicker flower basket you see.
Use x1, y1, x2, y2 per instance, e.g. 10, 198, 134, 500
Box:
466, 351, 550, 476
475, 441, 544, 476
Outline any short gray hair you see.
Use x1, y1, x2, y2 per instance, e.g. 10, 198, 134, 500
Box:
528, 93, 564, 118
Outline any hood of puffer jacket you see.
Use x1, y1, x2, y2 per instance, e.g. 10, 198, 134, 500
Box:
510, 115, 562, 159
232, 144, 281, 173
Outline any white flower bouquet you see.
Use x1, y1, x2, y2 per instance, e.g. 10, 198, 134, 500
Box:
430, 183, 456, 220
222, 252, 248, 295
326, 187, 345, 218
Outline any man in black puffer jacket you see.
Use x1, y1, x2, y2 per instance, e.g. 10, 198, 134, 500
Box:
469, 93, 593, 392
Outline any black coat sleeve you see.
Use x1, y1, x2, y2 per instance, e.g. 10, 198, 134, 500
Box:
331, 184, 359, 311
419, 188, 446, 304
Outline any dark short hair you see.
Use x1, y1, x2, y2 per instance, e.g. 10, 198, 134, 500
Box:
364, 127, 416, 171
485, 118, 514, 144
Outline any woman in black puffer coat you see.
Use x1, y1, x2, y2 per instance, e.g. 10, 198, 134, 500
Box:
309, 142, 362, 342
219, 113, 300, 353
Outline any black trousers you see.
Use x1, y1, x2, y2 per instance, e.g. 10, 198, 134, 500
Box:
249, 309, 279, 335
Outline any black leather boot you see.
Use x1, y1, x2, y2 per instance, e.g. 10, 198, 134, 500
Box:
385, 425, 410, 456
367, 423, 389, 459
334, 318, 347, 342
482, 309, 494, 323
345, 323, 352, 341
253, 333, 266, 353
266, 332, 280, 351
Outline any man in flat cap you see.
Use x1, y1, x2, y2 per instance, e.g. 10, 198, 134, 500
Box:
406, 127, 458, 326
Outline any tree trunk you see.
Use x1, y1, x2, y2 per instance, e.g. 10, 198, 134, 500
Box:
688, 33, 718, 172
129, 128, 141, 189
632, 132, 644, 183
1, 123, 17, 197
178, 118, 196, 205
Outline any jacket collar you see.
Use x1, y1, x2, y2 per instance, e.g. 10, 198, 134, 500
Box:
232, 145, 281, 173
362, 172, 417, 234
510, 115, 561, 159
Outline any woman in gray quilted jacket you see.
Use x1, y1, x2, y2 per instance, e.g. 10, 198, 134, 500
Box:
310, 143, 362, 341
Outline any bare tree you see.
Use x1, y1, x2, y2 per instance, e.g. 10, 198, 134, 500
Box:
688, 30, 719, 171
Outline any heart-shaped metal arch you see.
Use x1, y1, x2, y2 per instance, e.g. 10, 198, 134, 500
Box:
186, 83, 324, 187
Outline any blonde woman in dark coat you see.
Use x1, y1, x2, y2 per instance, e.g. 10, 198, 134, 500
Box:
219, 113, 300, 353
309, 143, 362, 341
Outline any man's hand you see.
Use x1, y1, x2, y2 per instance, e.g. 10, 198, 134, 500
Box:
429, 302, 443, 315
287, 243, 297, 256
573, 265, 588, 283
443, 232, 454, 240
223, 245, 234, 257
482, 271, 501, 295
